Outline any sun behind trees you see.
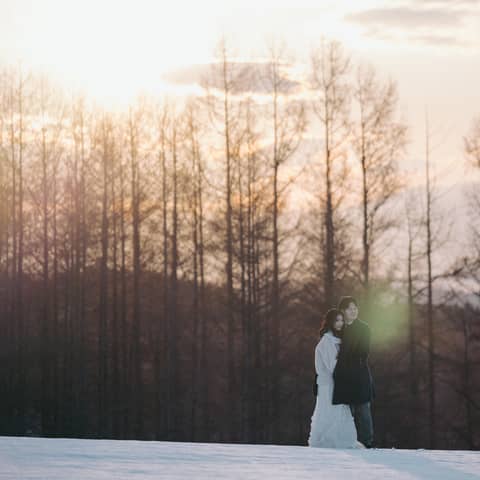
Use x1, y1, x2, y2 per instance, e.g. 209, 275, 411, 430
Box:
0, 39, 478, 450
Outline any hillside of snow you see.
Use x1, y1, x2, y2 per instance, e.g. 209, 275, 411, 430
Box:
1, 436, 480, 480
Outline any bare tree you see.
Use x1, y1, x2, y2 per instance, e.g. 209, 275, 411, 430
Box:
153, 102, 170, 440
33, 77, 65, 434
424, 111, 436, 448
464, 116, 480, 169
353, 64, 407, 289
263, 41, 306, 441
119, 153, 129, 438
403, 191, 425, 447
184, 99, 209, 441
463, 116, 480, 283
97, 113, 113, 437
127, 103, 144, 438
169, 114, 180, 440
420, 112, 459, 449
110, 119, 120, 438
3, 67, 29, 431
310, 40, 351, 302
71, 95, 91, 436
203, 38, 246, 439
238, 95, 272, 442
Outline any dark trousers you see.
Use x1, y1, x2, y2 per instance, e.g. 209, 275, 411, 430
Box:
350, 402, 374, 447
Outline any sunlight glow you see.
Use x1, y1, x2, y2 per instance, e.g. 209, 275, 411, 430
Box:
5, 0, 376, 104
13, 0, 220, 103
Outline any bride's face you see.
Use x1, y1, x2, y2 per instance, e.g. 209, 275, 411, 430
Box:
333, 314, 344, 332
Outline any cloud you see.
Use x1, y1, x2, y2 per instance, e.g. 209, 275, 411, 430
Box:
410, 33, 469, 46
415, 0, 479, 4
344, 2, 479, 47
162, 62, 303, 95
162, 64, 210, 87
345, 6, 466, 29
364, 29, 470, 47
367, 29, 470, 47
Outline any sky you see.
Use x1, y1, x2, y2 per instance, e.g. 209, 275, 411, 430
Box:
1, 0, 479, 183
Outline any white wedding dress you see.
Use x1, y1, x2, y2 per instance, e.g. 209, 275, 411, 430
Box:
308, 331, 360, 448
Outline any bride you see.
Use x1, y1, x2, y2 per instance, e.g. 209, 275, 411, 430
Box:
308, 308, 360, 448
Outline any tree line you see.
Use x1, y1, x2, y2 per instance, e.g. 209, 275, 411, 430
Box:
0, 39, 479, 449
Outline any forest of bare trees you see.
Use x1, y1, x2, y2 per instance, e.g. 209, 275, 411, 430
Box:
0, 40, 479, 450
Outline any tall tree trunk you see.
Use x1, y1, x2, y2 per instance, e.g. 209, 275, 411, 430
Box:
188, 109, 203, 441
324, 120, 335, 303
246, 129, 254, 443
52, 165, 59, 433
129, 111, 143, 438
270, 58, 280, 443
9, 79, 18, 433
310, 41, 351, 304
98, 118, 110, 437
360, 141, 369, 288
462, 307, 474, 448
169, 126, 179, 439
406, 206, 417, 447
354, 66, 406, 291
111, 145, 120, 438
40, 90, 51, 434
77, 102, 87, 436
190, 140, 200, 441
16, 72, 26, 432
119, 160, 129, 438
237, 139, 247, 443
161, 133, 170, 440
197, 144, 208, 442
220, 43, 235, 441
425, 112, 435, 449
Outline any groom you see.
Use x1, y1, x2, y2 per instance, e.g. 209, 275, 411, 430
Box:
332, 296, 374, 448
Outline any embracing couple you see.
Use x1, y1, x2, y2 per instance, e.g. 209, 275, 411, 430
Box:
308, 296, 375, 449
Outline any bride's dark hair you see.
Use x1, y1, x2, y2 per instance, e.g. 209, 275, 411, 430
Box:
319, 308, 343, 339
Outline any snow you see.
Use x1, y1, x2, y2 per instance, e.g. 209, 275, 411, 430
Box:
1, 436, 480, 480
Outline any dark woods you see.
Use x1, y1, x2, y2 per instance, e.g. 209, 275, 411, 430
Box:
0, 40, 479, 449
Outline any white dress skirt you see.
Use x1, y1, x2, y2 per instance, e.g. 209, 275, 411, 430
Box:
308, 331, 360, 448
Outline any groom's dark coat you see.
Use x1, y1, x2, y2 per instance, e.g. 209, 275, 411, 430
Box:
332, 318, 374, 405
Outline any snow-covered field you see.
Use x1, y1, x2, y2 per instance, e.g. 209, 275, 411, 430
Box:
1, 436, 480, 480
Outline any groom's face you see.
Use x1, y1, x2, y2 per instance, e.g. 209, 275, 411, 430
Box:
344, 302, 358, 325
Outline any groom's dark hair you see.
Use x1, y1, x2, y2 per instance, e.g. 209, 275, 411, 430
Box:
338, 296, 358, 311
